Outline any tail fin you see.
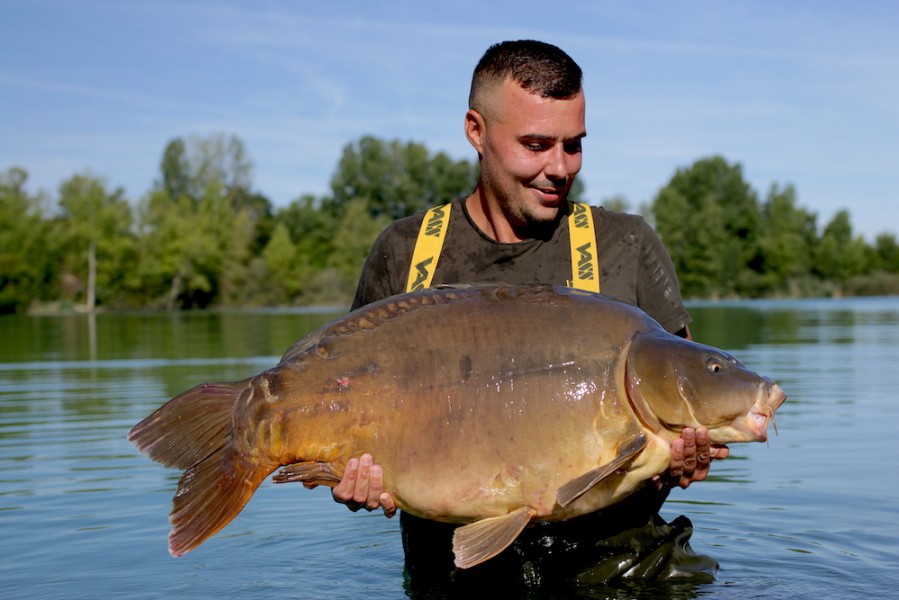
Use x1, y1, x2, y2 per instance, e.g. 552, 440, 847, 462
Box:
128, 379, 275, 557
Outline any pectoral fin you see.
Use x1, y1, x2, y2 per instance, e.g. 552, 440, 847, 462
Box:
556, 432, 647, 507
272, 461, 342, 487
452, 506, 536, 569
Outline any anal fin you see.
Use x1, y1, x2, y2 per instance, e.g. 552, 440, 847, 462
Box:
272, 461, 342, 487
452, 506, 535, 569
556, 432, 647, 507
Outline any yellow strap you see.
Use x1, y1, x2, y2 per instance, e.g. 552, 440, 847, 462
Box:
405, 203, 452, 292
567, 201, 600, 292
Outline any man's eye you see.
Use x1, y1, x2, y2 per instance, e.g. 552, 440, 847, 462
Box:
564, 141, 582, 154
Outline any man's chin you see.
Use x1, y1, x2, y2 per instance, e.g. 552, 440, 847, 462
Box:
535, 195, 568, 215
531, 187, 568, 207
521, 203, 566, 230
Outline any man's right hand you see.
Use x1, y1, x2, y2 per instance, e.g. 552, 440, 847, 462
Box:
329, 453, 397, 517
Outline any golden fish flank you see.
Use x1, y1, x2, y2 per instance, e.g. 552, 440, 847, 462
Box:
129, 284, 786, 569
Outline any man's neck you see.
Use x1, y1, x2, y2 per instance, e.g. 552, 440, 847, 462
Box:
464, 188, 552, 244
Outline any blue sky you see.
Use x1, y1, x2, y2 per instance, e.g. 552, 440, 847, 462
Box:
2, 0, 897, 240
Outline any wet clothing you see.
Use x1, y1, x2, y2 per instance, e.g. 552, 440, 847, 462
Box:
353, 197, 691, 334
400, 491, 717, 596
350, 197, 714, 592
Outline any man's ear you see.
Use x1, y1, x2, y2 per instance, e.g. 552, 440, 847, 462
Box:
464, 109, 486, 156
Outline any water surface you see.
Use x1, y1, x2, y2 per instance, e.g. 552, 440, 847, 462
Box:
1, 299, 897, 599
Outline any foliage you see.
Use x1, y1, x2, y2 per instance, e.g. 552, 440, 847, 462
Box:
56, 172, 135, 310
0, 168, 55, 312
1, 137, 895, 313
650, 155, 891, 300
757, 184, 818, 295
652, 156, 761, 298
329, 135, 477, 220
812, 209, 869, 290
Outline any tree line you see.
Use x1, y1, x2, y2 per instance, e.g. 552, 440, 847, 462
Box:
1, 133, 897, 314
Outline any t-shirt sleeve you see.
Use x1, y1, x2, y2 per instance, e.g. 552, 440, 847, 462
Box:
350, 217, 420, 310
635, 220, 693, 333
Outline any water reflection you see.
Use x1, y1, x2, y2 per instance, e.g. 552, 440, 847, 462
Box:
1, 298, 899, 599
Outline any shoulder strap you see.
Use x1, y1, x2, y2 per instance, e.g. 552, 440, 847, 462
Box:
405, 203, 452, 292
567, 201, 600, 292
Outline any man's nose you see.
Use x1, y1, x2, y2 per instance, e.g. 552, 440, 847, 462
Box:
544, 145, 575, 181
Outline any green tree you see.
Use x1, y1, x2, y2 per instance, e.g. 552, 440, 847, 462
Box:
136, 188, 216, 309
651, 156, 760, 297
158, 138, 191, 201
57, 173, 135, 310
231, 188, 275, 255
872, 233, 899, 273
139, 133, 262, 308
0, 167, 55, 312
278, 194, 339, 274
173, 182, 242, 308
329, 136, 476, 220
186, 133, 253, 201
261, 222, 300, 304
758, 184, 818, 293
326, 198, 391, 299
813, 210, 868, 291
155, 133, 256, 207
218, 201, 257, 305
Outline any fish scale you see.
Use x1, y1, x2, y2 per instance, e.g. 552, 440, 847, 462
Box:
129, 284, 786, 568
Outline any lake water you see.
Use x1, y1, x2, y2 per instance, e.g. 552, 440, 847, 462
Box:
1, 298, 898, 599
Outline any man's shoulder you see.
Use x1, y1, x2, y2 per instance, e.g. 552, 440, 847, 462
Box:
383, 211, 427, 234
588, 205, 655, 239
590, 205, 647, 225
378, 199, 461, 241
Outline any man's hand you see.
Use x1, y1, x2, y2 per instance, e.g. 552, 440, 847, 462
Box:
659, 427, 730, 489
323, 453, 397, 517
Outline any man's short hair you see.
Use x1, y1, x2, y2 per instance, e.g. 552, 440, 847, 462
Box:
469, 40, 583, 111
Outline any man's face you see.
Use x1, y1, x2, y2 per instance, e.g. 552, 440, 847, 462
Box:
470, 78, 586, 229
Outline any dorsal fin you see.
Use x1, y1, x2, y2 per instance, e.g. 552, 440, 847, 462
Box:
279, 285, 563, 364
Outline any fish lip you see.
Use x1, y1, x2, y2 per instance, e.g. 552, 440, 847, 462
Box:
767, 383, 787, 411
749, 383, 787, 440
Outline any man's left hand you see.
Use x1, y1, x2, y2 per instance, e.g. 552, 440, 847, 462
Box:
658, 427, 730, 489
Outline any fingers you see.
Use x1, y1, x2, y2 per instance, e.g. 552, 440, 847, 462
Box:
710, 444, 730, 460
666, 427, 704, 489
331, 456, 361, 508
668, 436, 685, 485
379, 492, 397, 518
352, 454, 374, 506
664, 427, 730, 490
330, 454, 396, 518
682, 427, 699, 476
691, 427, 711, 483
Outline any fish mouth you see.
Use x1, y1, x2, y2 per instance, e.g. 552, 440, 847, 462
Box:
749, 383, 787, 440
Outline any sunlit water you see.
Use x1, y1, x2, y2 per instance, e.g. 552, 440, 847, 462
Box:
1, 299, 898, 599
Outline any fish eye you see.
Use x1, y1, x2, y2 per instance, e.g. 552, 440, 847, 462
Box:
706, 358, 723, 373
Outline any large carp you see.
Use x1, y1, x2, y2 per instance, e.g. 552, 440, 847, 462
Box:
129, 284, 785, 569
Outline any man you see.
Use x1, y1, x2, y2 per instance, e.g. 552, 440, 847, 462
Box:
325, 40, 726, 588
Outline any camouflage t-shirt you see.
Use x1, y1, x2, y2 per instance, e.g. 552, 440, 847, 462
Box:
351, 196, 691, 333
